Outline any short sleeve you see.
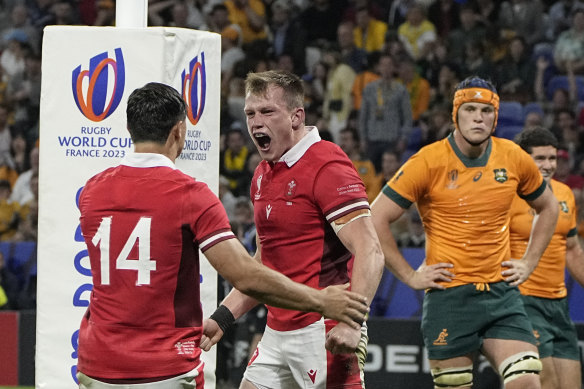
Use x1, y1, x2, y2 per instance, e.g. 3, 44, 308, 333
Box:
516, 151, 545, 201
313, 159, 369, 223
190, 184, 236, 251
384, 151, 429, 209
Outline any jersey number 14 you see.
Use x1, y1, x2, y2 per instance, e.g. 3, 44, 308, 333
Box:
91, 216, 157, 286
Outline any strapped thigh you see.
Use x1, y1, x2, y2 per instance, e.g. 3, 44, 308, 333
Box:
431, 364, 473, 388
498, 351, 542, 384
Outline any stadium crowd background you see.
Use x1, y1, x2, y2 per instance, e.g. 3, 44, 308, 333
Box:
0, 0, 583, 387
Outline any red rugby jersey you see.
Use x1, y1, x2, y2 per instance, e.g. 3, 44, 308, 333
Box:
250, 128, 370, 331
77, 153, 235, 379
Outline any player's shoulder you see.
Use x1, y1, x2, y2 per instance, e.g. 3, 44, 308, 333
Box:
307, 140, 352, 164
491, 136, 533, 165
491, 136, 524, 155
551, 179, 575, 199
83, 166, 119, 187
407, 137, 449, 163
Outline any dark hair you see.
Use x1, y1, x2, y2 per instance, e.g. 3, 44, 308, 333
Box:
555, 107, 576, 119
225, 128, 244, 141
514, 126, 559, 154
455, 76, 497, 94
340, 127, 360, 143
126, 82, 186, 144
245, 70, 304, 110
211, 3, 228, 14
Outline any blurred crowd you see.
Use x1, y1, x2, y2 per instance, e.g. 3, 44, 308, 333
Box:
208, 0, 584, 253
0, 0, 583, 384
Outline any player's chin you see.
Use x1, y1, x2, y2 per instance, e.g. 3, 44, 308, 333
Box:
259, 150, 280, 163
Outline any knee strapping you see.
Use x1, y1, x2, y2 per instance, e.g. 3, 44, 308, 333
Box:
431, 365, 473, 388
498, 351, 542, 384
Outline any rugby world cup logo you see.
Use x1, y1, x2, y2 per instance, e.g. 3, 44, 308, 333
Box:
71, 48, 125, 122
181, 52, 207, 125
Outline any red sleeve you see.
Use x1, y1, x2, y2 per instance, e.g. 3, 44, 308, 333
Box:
313, 158, 370, 223
189, 183, 236, 251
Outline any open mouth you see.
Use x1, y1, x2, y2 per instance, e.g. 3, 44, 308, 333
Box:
254, 133, 271, 151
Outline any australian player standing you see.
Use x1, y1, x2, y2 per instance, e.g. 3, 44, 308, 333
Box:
371, 77, 558, 389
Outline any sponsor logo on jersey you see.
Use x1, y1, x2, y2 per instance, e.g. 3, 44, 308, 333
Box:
473, 171, 482, 182
307, 369, 318, 384
559, 201, 569, 213
266, 204, 272, 219
72, 48, 125, 122
493, 168, 508, 183
433, 328, 449, 346
181, 53, 207, 125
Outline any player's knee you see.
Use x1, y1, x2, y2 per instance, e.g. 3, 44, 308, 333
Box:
431, 365, 473, 388
498, 351, 542, 384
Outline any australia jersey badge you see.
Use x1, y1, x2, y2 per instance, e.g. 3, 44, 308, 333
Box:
493, 168, 508, 183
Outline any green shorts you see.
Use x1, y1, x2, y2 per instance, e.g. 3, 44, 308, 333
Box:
521, 295, 580, 360
422, 282, 537, 360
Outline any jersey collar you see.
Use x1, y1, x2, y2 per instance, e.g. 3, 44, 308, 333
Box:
120, 152, 177, 169
279, 126, 321, 167
447, 132, 492, 168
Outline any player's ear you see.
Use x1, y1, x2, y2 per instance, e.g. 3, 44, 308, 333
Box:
166, 121, 182, 148
170, 120, 182, 140
291, 107, 305, 129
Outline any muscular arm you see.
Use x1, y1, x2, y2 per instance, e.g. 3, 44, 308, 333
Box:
218, 236, 262, 320
336, 211, 384, 310
325, 210, 384, 354
503, 185, 558, 285
371, 194, 413, 282
370, 193, 453, 289
566, 235, 584, 287
200, 235, 369, 351
205, 237, 367, 319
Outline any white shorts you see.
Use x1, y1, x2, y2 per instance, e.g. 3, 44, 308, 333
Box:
243, 318, 366, 389
77, 361, 204, 389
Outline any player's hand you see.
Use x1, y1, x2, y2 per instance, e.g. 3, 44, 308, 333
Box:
408, 262, 454, 290
501, 258, 533, 286
325, 322, 361, 354
200, 318, 224, 352
320, 283, 368, 330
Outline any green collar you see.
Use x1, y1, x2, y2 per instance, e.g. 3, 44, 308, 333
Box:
447, 133, 492, 168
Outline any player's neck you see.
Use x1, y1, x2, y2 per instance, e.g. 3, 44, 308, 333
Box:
453, 130, 489, 159
134, 142, 176, 162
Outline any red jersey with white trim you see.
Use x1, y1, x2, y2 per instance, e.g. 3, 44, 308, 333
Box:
250, 128, 370, 331
77, 153, 235, 380
509, 179, 578, 298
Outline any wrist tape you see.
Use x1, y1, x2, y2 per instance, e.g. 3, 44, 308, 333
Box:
210, 305, 235, 333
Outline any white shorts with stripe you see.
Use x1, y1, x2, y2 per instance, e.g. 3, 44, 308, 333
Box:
243, 318, 367, 389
